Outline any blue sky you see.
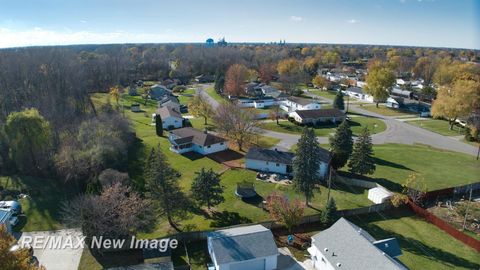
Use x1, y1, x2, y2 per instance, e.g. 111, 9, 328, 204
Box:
0, 0, 478, 49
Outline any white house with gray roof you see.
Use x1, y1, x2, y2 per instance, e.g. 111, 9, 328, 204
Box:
245, 147, 331, 179
207, 224, 278, 270
308, 218, 407, 270
154, 106, 184, 130
168, 127, 228, 155
281, 96, 321, 113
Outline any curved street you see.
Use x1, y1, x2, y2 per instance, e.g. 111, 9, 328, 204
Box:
196, 84, 478, 156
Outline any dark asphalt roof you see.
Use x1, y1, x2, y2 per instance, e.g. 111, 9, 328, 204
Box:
245, 147, 295, 164
287, 96, 318, 106
311, 218, 407, 270
294, 109, 345, 119
207, 225, 278, 264
170, 127, 226, 146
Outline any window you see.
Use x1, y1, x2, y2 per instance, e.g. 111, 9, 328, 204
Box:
266, 162, 269, 165
276, 163, 279, 166
220, 142, 224, 145
207, 145, 211, 148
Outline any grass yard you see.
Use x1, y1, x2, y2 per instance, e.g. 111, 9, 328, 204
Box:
307, 89, 338, 100
139, 168, 371, 238
177, 88, 196, 105
360, 104, 416, 117
0, 175, 78, 232
172, 240, 210, 270
261, 116, 386, 137
406, 119, 465, 137
205, 87, 224, 103
348, 208, 480, 270
350, 144, 480, 192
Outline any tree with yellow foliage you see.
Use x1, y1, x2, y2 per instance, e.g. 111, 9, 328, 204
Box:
109, 86, 121, 105
364, 63, 395, 107
432, 74, 480, 130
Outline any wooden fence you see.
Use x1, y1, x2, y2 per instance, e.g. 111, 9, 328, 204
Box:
407, 200, 480, 252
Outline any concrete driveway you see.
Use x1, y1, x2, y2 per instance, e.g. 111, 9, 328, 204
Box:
15, 229, 84, 270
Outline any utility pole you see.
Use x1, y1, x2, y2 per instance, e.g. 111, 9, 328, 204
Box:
462, 185, 473, 230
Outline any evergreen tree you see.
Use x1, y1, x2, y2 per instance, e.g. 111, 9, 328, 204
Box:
293, 127, 322, 205
214, 70, 225, 93
348, 127, 376, 175
333, 91, 345, 111
144, 146, 187, 230
191, 168, 224, 209
155, 114, 163, 136
329, 120, 353, 169
321, 197, 337, 225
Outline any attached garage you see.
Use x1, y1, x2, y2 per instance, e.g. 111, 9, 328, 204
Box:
207, 225, 279, 270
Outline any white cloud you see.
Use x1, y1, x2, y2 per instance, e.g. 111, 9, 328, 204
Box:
290, 16, 303, 22
347, 19, 357, 24
0, 27, 195, 48
80, 20, 87, 24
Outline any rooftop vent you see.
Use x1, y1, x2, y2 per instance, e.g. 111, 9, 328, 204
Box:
337, 263, 342, 267
324, 248, 328, 252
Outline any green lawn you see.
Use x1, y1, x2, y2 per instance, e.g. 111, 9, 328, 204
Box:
177, 88, 196, 105
348, 208, 480, 270
0, 175, 77, 232
172, 240, 210, 270
307, 89, 338, 100
350, 144, 480, 192
360, 104, 416, 117
205, 87, 224, 103
406, 119, 465, 137
261, 116, 386, 137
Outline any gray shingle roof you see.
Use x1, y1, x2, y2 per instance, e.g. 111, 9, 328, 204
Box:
311, 218, 407, 270
208, 225, 278, 264
170, 127, 226, 147
294, 109, 345, 119
246, 148, 295, 165
346, 87, 365, 94
287, 96, 318, 106
156, 106, 182, 119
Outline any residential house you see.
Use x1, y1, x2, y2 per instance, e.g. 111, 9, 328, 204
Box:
308, 218, 407, 270
391, 87, 412, 99
386, 97, 403, 109
245, 147, 331, 179
245, 148, 295, 175
159, 95, 181, 111
281, 96, 321, 113
207, 224, 278, 270
0, 209, 12, 233
260, 85, 285, 99
155, 106, 184, 130
344, 87, 374, 103
168, 127, 228, 155
290, 109, 346, 125
149, 84, 172, 100
237, 98, 276, 109
195, 74, 214, 83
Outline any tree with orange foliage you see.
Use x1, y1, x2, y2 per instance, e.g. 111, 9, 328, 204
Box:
0, 225, 45, 270
224, 64, 249, 97
259, 63, 276, 84
266, 192, 305, 233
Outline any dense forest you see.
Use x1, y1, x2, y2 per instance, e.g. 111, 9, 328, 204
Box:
0, 43, 478, 188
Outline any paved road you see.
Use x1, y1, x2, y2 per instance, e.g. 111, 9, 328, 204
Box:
15, 229, 84, 270
196, 85, 478, 156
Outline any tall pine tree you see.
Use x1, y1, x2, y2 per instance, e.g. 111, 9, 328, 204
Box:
293, 127, 322, 205
155, 114, 163, 136
144, 146, 187, 230
321, 197, 337, 225
329, 120, 353, 169
348, 127, 376, 175
191, 168, 224, 210
333, 91, 345, 111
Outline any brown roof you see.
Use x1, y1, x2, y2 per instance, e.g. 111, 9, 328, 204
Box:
156, 106, 182, 119
287, 96, 319, 106
170, 127, 226, 146
294, 109, 345, 119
